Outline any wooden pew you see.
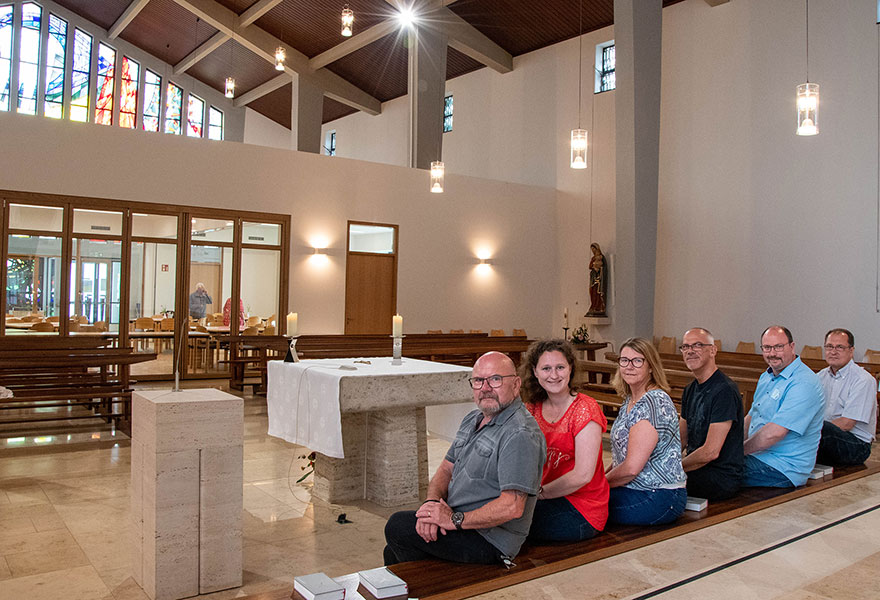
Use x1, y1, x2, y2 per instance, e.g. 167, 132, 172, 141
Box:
0, 337, 156, 433
218, 333, 533, 393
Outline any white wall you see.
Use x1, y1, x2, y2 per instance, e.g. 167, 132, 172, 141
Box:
0, 111, 558, 339
244, 108, 293, 150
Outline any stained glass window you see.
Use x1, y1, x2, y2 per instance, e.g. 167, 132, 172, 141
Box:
143, 69, 160, 132
208, 106, 223, 141
187, 94, 204, 137
443, 94, 453, 133
164, 81, 182, 135
95, 43, 115, 125
120, 56, 138, 129
17, 2, 41, 115
70, 29, 92, 122
0, 5, 13, 112
44, 14, 67, 119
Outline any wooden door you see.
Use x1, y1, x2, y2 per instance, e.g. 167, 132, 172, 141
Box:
344, 253, 396, 334
344, 221, 398, 334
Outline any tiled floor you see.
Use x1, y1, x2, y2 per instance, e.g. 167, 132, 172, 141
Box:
1, 384, 879, 600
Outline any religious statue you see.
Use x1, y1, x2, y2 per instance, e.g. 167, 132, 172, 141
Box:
586, 243, 607, 317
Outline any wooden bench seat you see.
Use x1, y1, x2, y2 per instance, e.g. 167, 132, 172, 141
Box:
384, 460, 880, 600
0, 338, 156, 433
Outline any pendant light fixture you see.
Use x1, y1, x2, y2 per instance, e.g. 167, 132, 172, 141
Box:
796, 0, 818, 136
226, 0, 237, 98
341, 5, 354, 37
430, 161, 445, 193
275, 46, 286, 70
570, 0, 587, 168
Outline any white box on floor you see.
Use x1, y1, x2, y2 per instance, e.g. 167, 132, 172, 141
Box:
131, 388, 243, 600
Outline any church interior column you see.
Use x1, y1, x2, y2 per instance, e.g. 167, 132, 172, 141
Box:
290, 72, 324, 153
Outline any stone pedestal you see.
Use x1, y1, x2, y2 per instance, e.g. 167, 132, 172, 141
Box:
131, 389, 243, 600
313, 407, 428, 506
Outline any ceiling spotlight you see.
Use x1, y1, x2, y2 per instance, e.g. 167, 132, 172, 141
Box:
398, 7, 415, 28
341, 5, 354, 37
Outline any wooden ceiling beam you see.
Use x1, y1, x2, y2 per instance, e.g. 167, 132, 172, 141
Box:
108, 0, 150, 39
170, 0, 381, 115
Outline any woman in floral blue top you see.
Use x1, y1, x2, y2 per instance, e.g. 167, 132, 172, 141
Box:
606, 337, 687, 525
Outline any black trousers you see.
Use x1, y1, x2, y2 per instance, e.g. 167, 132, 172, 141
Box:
383, 510, 503, 565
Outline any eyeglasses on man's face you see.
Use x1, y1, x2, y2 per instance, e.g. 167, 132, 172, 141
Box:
679, 342, 712, 352
760, 343, 791, 353
468, 374, 516, 390
617, 356, 645, 368
823, 344, 852, 353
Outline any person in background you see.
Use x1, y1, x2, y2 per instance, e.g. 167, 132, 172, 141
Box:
223, 297, 246, 329
188, 283, 212, 325
519, 339, 609, 542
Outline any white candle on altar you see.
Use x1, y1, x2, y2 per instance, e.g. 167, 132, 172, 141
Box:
563, 307, 569, 328
287, 312, 298, 336
392, 314, 403, 337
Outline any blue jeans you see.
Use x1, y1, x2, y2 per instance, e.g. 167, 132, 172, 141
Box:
383, 510, 503, 565
608, 486, 686, 526
742, 454, 794, 487
817, 421, 872, 466
528, 497, 600, 543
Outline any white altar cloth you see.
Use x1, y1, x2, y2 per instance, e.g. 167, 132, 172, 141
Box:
267, 357, 471, 458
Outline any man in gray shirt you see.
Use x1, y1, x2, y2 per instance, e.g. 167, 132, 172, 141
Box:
383, 352, 545, 565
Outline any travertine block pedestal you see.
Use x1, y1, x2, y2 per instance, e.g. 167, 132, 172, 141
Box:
313, 407, 428, 506
131, 389, 243, 600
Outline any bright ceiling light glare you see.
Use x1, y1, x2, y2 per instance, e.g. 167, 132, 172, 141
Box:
397, 7, 416, 28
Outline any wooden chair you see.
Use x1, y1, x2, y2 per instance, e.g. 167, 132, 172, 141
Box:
512, 328, 527, 337
30, 321, 55, 332
68, 319, 80, 332
449, 329, 464, 334
134, 317, 155, 331
93, 320, 108, 332
159, 317, 175, 331
863, 349, 880, 364
242, 326, 260, 336
21, 315, 42, 322
713, 339, 722, 351
469, 329, 484, 334
246, 315, 262, 327
47, 316, 60, 323
78, 315, 90, 324
262, 325, 276, 335
735, 341, 756, 354
801, 345, 822, 360
426, 329, 443, 334
489, 329, 505, 336
657, 336, 677, 354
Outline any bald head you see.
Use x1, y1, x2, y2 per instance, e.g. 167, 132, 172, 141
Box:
471, 352, 521, 417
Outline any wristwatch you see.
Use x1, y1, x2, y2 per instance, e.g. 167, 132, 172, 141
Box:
451, 511, 465, 530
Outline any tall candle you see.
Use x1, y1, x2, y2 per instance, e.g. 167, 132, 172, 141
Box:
563, 307, 569, 328
392, 314, 403, 337
287, 312, 298, 336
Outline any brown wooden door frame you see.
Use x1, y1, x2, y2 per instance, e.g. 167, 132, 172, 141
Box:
344, 220, 399, 334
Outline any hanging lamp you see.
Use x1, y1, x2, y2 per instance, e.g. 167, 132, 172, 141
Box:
430, 161, 445, 193
796, 0, 818, 136
275, 46, 286, 70
341, 5, 354, 37
570, 0, 588, 168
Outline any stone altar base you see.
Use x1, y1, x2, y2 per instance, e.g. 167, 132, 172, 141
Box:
313, 406, 428, 507
131, 389, 243, 600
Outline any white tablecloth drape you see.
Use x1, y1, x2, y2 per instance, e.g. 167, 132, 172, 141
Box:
266, 357, 471, 458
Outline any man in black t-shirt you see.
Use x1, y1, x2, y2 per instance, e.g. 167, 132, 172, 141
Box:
678, 328, 744, 501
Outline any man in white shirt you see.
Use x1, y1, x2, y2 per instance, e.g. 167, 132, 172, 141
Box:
817, 328, 877, 466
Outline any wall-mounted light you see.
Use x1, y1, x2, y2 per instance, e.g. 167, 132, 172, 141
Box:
430, 161, 445, 193
341, 5, 354, 37
274, 46, 286, 70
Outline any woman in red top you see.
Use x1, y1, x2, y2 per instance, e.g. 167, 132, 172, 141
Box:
520, 339, 609, 542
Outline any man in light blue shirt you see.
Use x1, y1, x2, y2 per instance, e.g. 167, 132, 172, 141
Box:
816, 328, 876, 465
743, 326, 825, 487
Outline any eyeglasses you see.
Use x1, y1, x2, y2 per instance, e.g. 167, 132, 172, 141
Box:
760, 343, 790, 353
617, 357, 645, 368
679, 342, 712, 352
823, 344, 852, 352
468, 374, 516, 389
